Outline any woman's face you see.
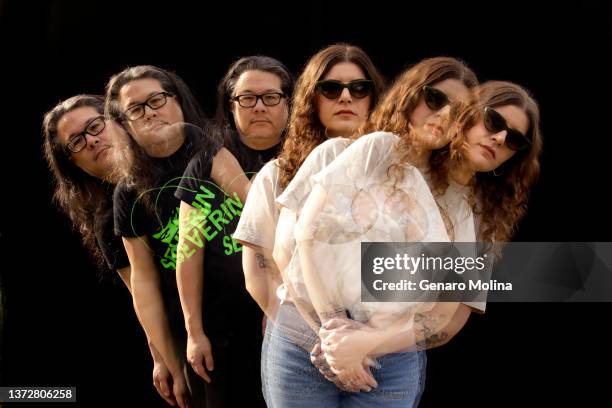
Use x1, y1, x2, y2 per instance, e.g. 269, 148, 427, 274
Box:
230, 69, 289, 149
118, 78, 184, 155
463, 104, 530, 172
409, 78, 470, 150
316, 62, 372, 138
56, 106, 117, 180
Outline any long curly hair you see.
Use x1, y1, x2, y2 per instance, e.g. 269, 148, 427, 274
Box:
366, 57, 478, 185
430, 81, 543, 242
277, 43, 385, 188
105, 65, 216, 205
42, 94, 113, 269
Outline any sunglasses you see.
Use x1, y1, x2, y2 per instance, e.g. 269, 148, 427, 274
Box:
422, 85, 450, 111
315, 79, 374, 100
483, 107, 531, 151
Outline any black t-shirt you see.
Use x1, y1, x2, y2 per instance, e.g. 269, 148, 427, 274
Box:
174, 137, 280, 338
113, 141, 208, 334
95, 206, 130, 271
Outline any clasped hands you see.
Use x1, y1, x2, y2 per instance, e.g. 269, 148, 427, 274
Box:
309, 317, 380, 393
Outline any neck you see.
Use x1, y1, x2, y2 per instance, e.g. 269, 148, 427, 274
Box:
146, 132, 185, 158
239, 134, 281, 151
449, 162, 475, 186
409, 149, 431, 169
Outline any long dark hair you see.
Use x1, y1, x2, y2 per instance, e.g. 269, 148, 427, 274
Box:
214, 55, 294, 170
105, 65, 217, 202
42, 94, 112, 269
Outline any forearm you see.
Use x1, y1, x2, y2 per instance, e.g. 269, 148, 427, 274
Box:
177, 201, 206, 336
296, 186, 346, 324
131, 274, 183, 374
369, 303, 471, 356
176, 247, 205, 336
242, 244, 282, 318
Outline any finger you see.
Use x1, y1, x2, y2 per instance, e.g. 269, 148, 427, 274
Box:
154, 377, 176, 407
323, 318, 348, 330
177, 389, 193, 408
204, 351, 215, 372
364, 357, 382, 370
191, 359, 211, 383
159, 389, 177, 406
159, 376, 171, 397
359, 367, 378, 389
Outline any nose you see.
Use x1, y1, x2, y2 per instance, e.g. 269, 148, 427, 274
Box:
143, 104, 158, 119
338, 87, 352, 103
253, 97, 267, 112
434, 104, 451, 119
490, 130, 508, 146
85, 133, 101, 149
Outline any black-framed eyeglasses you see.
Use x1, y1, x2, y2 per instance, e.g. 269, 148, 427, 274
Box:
232, 92, 285, 108
124, 91, 174, 121
66, 115, 106, 154
483, 106, 531, 151
315, 79, 374, 100
422, 85, 451, 111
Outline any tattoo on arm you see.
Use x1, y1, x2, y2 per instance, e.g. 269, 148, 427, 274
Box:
415, 313, 449, 348
319, 307, 347, 320
255, 253, 269, 269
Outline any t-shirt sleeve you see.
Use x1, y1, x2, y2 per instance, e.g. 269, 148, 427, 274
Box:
311, 132, 398, 192
95, 209, 130, 270
174, 145, 220, 204
233, 160, 281, 249
113, 182, 154, 238
277, 137, 351, 212
463, 301, 487, 314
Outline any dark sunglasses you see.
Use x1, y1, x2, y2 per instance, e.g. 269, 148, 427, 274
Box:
483, 106, 531, 151
422, 85, 450, 111
315, 79, 374, 100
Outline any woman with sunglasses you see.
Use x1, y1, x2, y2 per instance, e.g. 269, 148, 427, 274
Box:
106, 65, 250, 408
173, 55, 293, 407
273, 57, 478, 404
42, 94, 180, 406
295, 80, 542, 405
232, 43, 385, 407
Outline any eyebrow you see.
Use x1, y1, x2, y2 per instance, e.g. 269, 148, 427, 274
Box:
69, 116, 101, 139
237, 89, 282, 95
125, 90, 164, 109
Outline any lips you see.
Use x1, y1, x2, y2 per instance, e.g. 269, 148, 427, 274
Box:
250, 119, 272, 124
426, 123, 444, 136
335, 110, 356, 116
479, 144, 496, 159
145, 120, 169, 130
95, 145, 111, 161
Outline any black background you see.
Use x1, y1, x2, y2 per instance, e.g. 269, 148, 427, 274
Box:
1, 1, 611, 406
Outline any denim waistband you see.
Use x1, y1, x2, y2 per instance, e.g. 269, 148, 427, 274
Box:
272, 302, 320, 351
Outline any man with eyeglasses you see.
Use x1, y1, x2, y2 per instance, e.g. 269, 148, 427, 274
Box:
174, 56, 294, 407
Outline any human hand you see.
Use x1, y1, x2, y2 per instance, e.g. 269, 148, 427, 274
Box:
186, 332, 214, 383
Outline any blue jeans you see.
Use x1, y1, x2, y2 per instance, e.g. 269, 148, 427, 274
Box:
262, 303, 427, 407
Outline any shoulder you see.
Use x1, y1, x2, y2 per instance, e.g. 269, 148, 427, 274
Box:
113, 181, 134, 204
255, 159, 282, 183
356, 131, 400, 148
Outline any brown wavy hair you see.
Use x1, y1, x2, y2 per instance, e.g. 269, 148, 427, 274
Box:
430, 81, 543, 242
277, 43, 385, 188
365, 57, 478, 184
42, 94, 113, 270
